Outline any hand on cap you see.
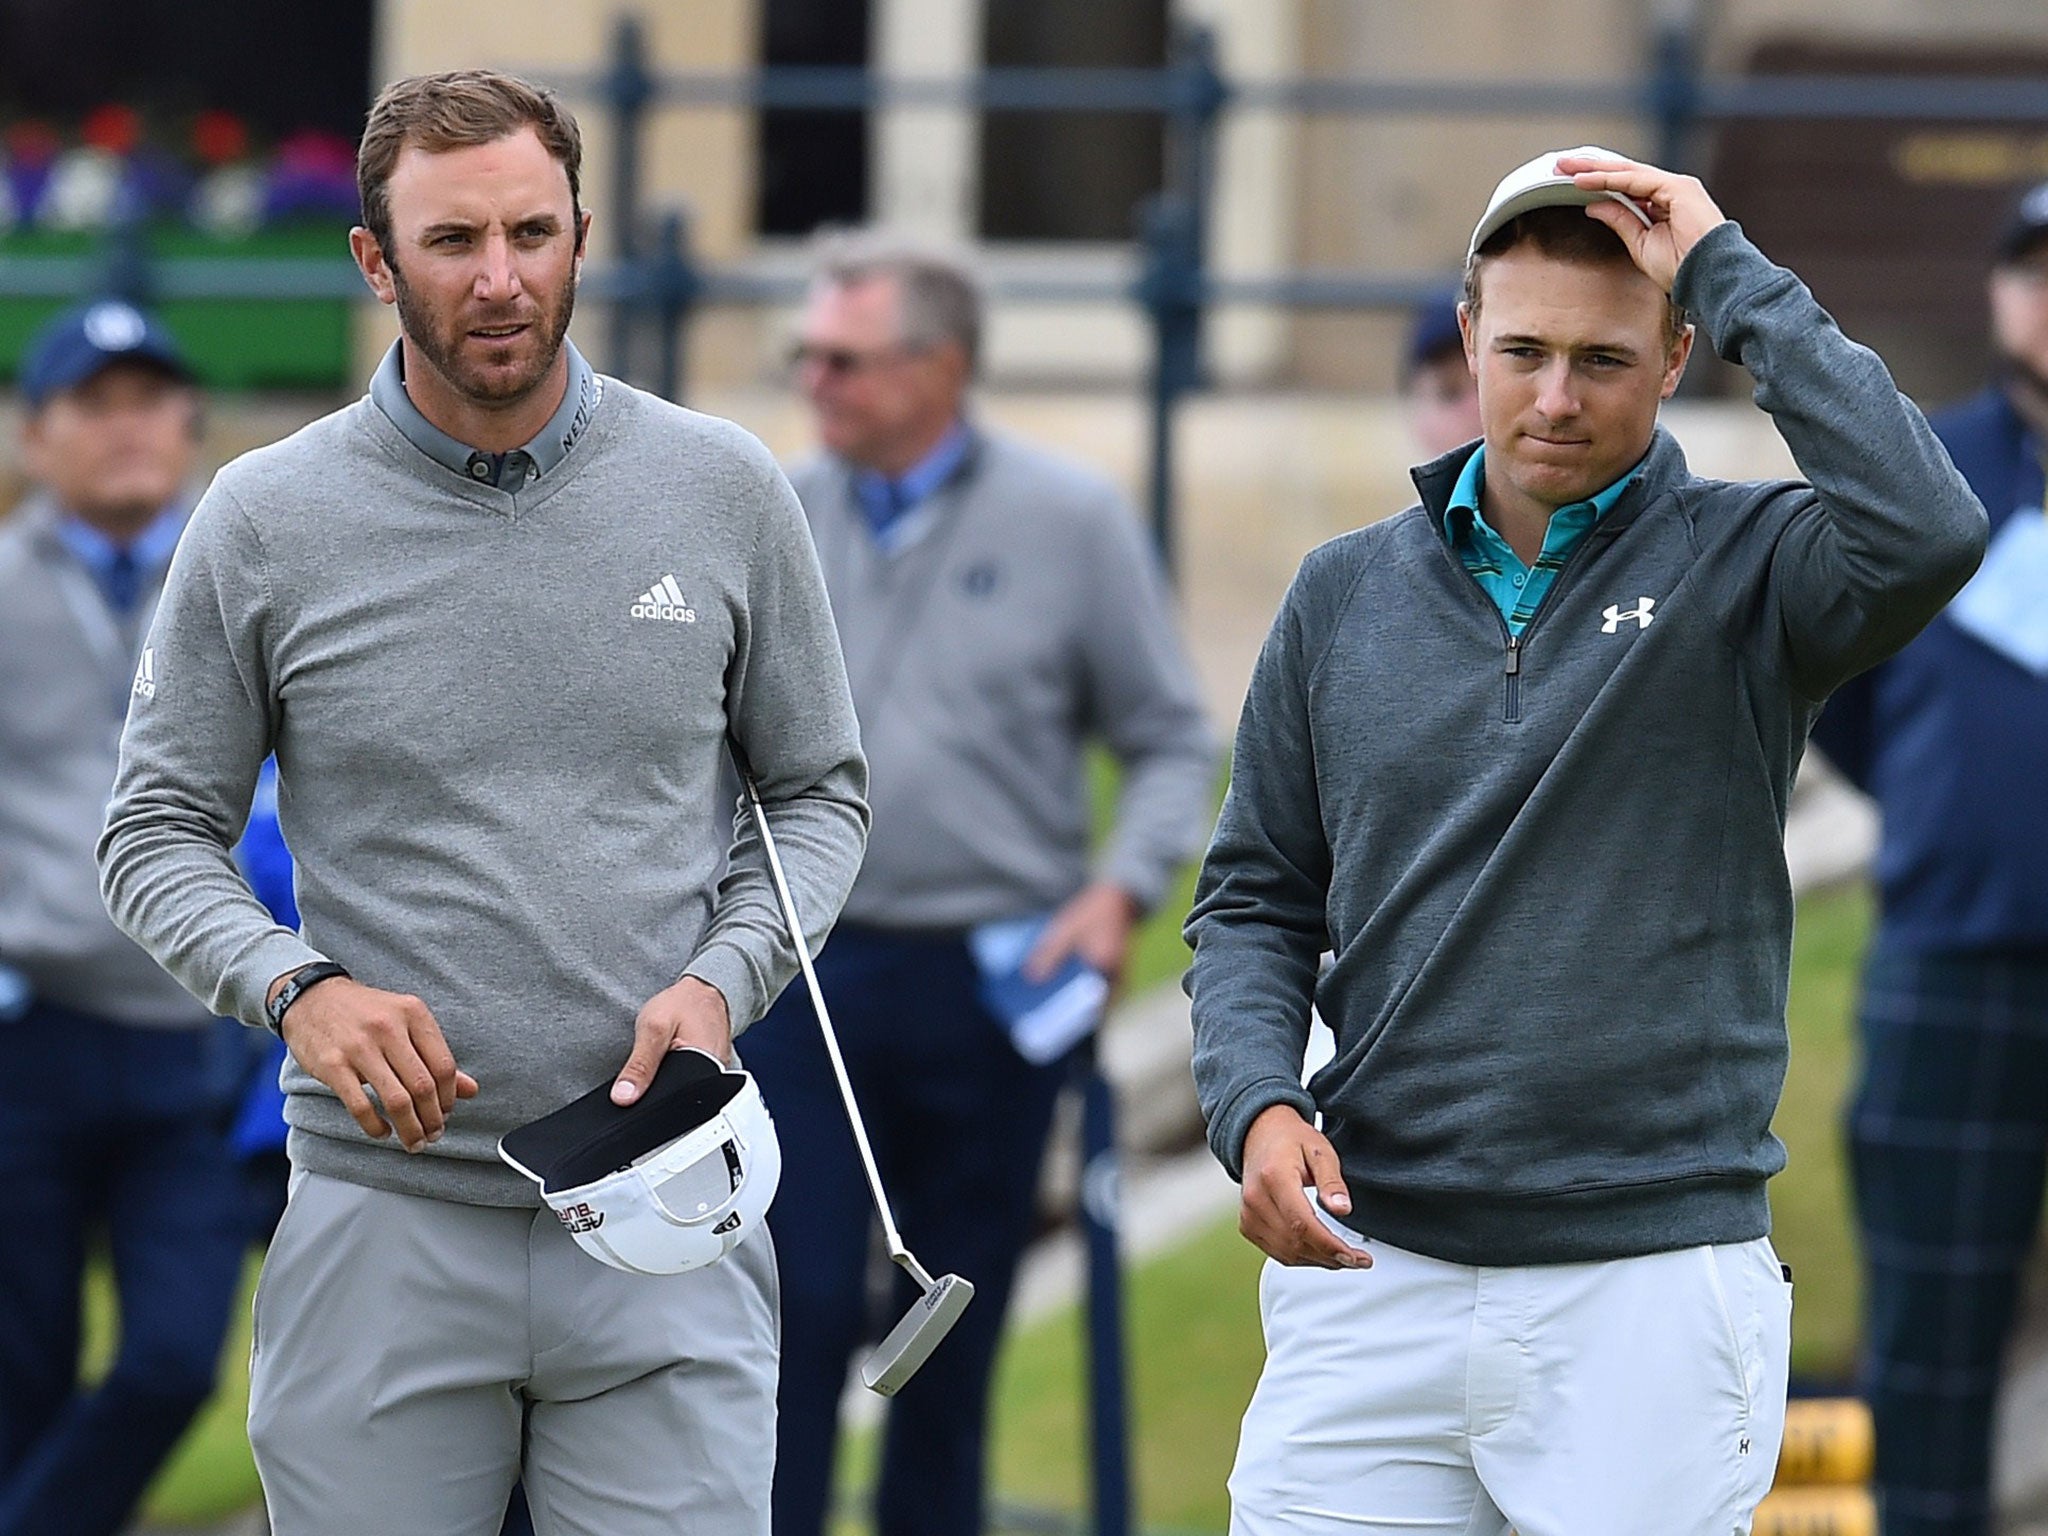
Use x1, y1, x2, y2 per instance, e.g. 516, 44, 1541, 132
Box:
1556, 154, 1726, 293
613, 975, 734, 1105
271, 974, 478, 1153
1238, 1103, 1373, 1270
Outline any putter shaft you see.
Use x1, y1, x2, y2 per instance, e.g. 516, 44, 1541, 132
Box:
739, 769, 921, 1272
737, 761, 975, 1393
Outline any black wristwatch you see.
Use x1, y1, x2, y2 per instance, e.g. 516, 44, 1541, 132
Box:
265, 961, 351, 1034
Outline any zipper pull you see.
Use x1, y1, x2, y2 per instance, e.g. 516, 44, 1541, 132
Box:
1505, 636, 1521, 676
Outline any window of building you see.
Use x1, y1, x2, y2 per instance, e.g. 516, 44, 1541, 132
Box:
756, 0, 872, 238
976, 0, 1166, 242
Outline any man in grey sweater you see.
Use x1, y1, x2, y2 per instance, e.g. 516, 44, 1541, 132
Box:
97, 72, 867, 1536
743, 233, 1215, 1536
1187, 150, 1986, 1535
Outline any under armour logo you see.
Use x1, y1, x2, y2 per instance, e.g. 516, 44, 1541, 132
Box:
1738, 1434, 1752, 1456
1601, 598, 1656, 633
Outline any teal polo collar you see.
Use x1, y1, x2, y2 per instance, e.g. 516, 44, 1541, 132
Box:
1442, 445, 1639, 540
1442, 445, 1645, 636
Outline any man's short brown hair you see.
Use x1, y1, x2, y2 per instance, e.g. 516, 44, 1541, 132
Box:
1462, 205, 1688, 350
357, 70, 584, 255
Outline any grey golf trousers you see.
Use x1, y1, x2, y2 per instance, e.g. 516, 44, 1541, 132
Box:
248, 1169, 778, 1535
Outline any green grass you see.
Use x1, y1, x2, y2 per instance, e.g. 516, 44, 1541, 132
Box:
1768, 879, 1874, 1380
1122, 850, 1203, 1001
986, 1219, 1267, 1532
1091, 749, 1213, 1002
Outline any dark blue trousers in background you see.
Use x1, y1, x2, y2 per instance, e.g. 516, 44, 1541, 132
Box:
744, 923, 1071, 1536
0, 1001, 249, 1536
1850, 948, 2048, 1536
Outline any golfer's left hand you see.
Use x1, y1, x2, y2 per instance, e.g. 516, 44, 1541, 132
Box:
1555, 153, 1727, 293
1023, 880, 1141, 989
613, 975, 733, 1104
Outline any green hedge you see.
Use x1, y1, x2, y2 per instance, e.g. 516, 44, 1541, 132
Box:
0, 224, 354, 390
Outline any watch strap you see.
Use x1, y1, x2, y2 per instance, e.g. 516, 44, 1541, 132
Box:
265, 961, 351, 1034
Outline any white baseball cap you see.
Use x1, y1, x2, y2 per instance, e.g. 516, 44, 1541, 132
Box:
499, 1047, 781, 1276
1470, 145, 1654, 259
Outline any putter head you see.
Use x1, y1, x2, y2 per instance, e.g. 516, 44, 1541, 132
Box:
860, 1273, 976, 1396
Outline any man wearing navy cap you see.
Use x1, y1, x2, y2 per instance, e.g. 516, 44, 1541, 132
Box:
1401, 286, 1483, 459
1814, 179, 2048, 1536
0, 301, 247, 1536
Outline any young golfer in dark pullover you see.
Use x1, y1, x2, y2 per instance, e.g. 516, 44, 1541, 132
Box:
1193, 201, 1983, 1268
1190, 150, 1985, 1536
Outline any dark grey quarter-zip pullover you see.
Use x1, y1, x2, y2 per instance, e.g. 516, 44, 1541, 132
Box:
1186, 221, 1987, 1266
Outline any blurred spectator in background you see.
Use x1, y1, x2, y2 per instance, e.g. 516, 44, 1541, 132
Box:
1403, 285, 1483, 458
1813, 179, 2048, 1536
746, 231, 1215, 1536
0, 301, 246, 1536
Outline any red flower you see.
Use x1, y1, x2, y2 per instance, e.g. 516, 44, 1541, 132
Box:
192, 109, 249, 166
81, 103, 142, 155
5, 118, 60, 166
273, 128, 356, 176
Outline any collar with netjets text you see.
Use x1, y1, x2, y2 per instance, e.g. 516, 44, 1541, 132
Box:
369, 338, 602, 492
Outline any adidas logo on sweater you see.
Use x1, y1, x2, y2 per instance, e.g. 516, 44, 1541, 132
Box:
133, 647, 157, 700
630, 575, 697, 624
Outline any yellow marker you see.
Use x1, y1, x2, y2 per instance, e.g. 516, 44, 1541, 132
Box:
1753, 1485, 1879, 1536
1775, 1398, 1876, 1486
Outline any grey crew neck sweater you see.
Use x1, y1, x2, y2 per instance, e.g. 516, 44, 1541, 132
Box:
1186, 223, 1986, 1266
99, 376, 869, 1206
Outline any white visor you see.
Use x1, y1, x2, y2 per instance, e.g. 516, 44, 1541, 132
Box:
499, 1048, 781, 1276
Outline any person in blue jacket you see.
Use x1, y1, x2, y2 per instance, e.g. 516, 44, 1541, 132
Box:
1812, 180, 2048, 1536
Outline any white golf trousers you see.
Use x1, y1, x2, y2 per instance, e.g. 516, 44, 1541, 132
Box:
1228, 1217, 1792, 1536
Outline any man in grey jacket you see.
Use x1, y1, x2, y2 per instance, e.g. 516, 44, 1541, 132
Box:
0, 302, 249, 1536
744, 232, 1215, 1536
1187, 149, 1985, 1535
97, 71, 867, 1535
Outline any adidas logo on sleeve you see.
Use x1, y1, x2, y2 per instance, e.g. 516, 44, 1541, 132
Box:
630, 574, 697, 624
132, 647, 157, 700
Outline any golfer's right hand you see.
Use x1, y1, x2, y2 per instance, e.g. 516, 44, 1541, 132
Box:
268, 974, 478, 1153
1238, 1104, 1373, 1270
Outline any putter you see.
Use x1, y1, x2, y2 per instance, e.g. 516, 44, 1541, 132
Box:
739, 768, 976, 1396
